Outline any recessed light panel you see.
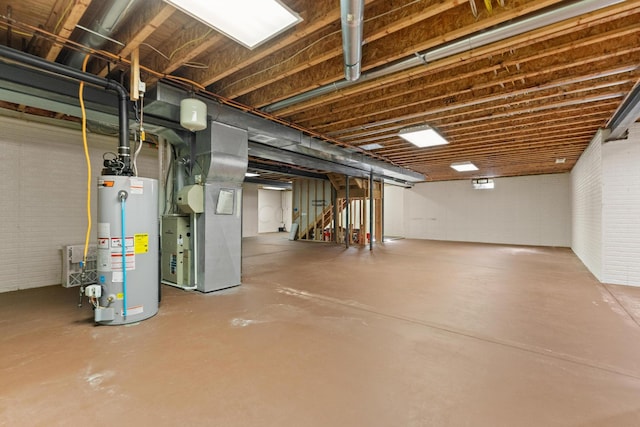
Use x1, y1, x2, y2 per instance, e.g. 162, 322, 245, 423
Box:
245, 172, 260, 177
451, 161, 479, 172
398, 125, 449, 148
164, 0, 302, 49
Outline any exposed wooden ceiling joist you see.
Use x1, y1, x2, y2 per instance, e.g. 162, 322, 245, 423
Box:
1, 0, 639, 181
42, 0, 92, 62
95, 0, 175, 77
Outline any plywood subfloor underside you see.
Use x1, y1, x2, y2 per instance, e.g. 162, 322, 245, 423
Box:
2, 235, 640, 426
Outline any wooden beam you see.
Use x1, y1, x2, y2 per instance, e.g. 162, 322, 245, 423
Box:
186, 0, 353, 90
129, 47, 140, 100
291, 21, 640, 126
210, 0, 465, 99
445, 117, 606, 142
310, 56, 639, 133
392, 136, 599, 163
96, 0, 175, 77
327, 173, 344, 191
344, 102, 619, 144
322, 82, 630, 146
272, 1, 640, 116
391, 132, 600, 161
336, 189, 381, 199
142, 23, 222, 86
354, 105, 613, 147
238, 0, 567, 108
376, 119, 605, 157
44, 0, 92, 62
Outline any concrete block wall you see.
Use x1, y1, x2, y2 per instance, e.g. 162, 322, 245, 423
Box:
397, 174, 571, 247
570, 130, 603, 281
0, 115, 158, 293
602, 125, 640, 285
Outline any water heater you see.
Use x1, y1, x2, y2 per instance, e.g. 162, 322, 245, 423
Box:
93, 176, 159, 325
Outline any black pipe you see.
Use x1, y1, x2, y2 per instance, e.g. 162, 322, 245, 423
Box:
0, 45, 132, 175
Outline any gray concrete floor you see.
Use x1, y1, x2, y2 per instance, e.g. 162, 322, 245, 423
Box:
2, 234, 640, 426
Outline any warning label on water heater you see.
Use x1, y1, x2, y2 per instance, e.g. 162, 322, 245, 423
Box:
134, 234, 149, 254
110, 237, 135, 271
97, 249, 111, 272
130, 179, 144, 195
97, 222, 112, 272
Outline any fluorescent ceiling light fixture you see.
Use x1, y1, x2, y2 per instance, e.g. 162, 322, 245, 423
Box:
451, 161, 479, 172
359, 143, 383, 150
555, 158, 566, 164
164, 0, 302, 49
472, 178, 494, 190
245, 172, 260, 177
262, 186, 286, 191
398, 125, 449, 148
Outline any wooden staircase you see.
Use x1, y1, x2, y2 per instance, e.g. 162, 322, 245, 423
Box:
327, 173, 382, 199
298, 198, 347, 240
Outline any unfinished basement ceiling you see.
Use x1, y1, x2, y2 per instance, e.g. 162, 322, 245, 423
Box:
0, 0, 639, 181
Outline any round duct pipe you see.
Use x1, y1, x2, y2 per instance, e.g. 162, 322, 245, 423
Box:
341, 0, 364, 81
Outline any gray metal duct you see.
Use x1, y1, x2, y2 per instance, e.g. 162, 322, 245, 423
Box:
606, 79, 640, 140
265, 0, 624, 112
66, 0, 135, 68
145, 82, 424, 184
341, 0, 364, 81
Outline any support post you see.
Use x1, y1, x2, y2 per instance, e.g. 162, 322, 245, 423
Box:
332, 185, 338, 243
381, 180, 385, 242
369, 171, 374, 251
345, 175, 350, 249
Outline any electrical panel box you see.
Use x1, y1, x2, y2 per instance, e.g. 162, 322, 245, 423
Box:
61, 244, 97, 287
161, 215, 191, 286
177, 185, 204, 214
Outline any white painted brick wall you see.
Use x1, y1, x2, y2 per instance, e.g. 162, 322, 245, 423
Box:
602, 123, 640, 286
0, 115, 158, 293
571, 131, 603, 281
383, 184, 405, 237
242, 183, 259, 237
402, 173, 571, 246
258, 188, 285, 233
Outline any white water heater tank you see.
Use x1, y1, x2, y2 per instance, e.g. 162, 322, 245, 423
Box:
180, 98, 207, 131
95, 176, 159, 325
